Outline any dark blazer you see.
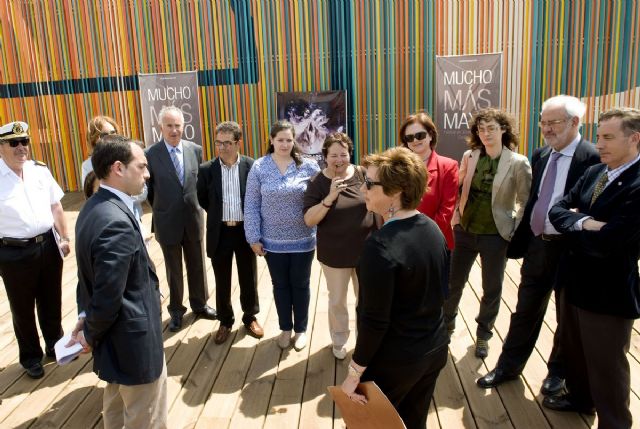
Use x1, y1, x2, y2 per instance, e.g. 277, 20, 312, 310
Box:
197, 155, 254, 257
507, 138, 600, 258
549, 161, 640, 319
145, 139, 204, 246
75, 187, 164, 385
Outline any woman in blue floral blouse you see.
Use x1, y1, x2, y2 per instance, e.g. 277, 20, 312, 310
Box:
244, 121, 321, 351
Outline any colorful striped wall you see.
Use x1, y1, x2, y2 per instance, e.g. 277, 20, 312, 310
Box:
1, 1, 638, 191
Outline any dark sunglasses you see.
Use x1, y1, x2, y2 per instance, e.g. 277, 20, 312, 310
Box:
364, 176, 382, 190
402, 131, 428, 144
5, 138, 30, 148
99, 130, 117, 138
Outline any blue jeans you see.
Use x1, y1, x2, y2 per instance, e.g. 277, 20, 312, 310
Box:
265, 250, 315, 333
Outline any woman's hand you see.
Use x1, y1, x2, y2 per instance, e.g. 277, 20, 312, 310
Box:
251, 242, 266, 256
325, 176, 348, 205
341, 374, 368, 404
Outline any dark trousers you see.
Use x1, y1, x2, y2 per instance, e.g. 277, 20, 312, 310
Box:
362, 346, 448, 429
444, 227, 508, 340
562, 302, 633, 429
160, 233, 209, 317
211, 224, 259, 327
0, 230, 63, 368
496, 236, 565, 377
265, 250, 314, 333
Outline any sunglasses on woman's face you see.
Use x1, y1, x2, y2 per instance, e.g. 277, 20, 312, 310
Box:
5, 138, 30, 148
364, 176, 382, 190
402, 131, 428, 144
99, 130, 117, 138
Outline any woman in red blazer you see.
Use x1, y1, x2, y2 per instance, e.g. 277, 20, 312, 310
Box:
399, 112, 459, 250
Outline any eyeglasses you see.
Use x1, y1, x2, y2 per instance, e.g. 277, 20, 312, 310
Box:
364, 176, 382, 190
215, 140, 237, 148
402, 131, 428, 144
538, 119, 568, 128
99, 130, 116, 138
477, 125, 502, 134
4, 139, 30, 148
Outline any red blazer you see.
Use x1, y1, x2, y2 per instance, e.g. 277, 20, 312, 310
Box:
417, 151, 459, 250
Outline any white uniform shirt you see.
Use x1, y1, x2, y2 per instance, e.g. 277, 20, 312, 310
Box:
0, 159, 64, 239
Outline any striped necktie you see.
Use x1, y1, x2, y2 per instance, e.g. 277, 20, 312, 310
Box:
590, 171, 608, 207
170, 147, 184, 185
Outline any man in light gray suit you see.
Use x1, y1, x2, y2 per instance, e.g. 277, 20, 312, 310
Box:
146, 106, 216, 331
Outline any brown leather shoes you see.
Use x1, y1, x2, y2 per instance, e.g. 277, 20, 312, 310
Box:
245, 320, 264, 339
214, 325, 232, 344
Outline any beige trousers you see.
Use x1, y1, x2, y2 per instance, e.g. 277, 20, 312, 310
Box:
320, 263, 359, 348
102, 359, 168, 429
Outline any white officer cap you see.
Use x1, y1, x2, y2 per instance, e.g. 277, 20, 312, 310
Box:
0, 121, 29, 141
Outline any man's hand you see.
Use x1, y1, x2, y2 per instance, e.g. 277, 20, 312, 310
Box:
583, 219, 607, 231
66, 318, 92, 353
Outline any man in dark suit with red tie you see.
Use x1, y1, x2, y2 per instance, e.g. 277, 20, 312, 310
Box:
197, 121, 263, 344
547, 107, 640, 428
477, 95, 600, 394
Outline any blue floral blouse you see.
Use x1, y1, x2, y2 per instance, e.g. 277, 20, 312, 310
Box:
244, 154, 320, 253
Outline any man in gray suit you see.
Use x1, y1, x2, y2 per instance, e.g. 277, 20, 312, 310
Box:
146, 106, 216, 331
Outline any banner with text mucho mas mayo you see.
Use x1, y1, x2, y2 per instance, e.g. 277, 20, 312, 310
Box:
138, 71, 203, 147
435, 53, 502, 162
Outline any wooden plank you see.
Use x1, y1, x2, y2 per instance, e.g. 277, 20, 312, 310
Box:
169, 262, 272, 428
299, 265, 336, 429
1, 192, 640, 429
262, 260, 323, 429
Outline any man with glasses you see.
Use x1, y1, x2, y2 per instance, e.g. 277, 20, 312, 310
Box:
477, 96, 599, 397
546, 107, 640, 426
0, 121, 71, 379
197, 121, 262, 344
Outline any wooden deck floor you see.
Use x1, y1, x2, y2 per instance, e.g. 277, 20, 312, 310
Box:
1, 191, 639, 428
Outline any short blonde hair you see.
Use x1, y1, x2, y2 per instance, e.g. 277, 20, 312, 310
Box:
362, 147, 428, 210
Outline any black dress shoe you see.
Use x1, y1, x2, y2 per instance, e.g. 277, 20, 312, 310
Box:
543, 394, 595, 415
477, 368, 519, 388
169, 315, 183, 332
26, 363, 44, 379
194, 305, 217, 320
541, 375, 565, 396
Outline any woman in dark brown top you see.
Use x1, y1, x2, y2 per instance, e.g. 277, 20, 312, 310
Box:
303, 133, 376, 360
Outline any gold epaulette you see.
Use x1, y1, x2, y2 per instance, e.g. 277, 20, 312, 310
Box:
33, 160, 47, 167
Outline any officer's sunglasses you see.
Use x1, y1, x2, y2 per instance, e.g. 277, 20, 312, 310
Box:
4, 138, 30, 148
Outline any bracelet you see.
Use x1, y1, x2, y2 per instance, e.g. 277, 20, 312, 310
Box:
321, 199, 332, 208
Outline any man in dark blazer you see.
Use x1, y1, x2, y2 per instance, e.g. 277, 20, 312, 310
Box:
72, 135, 167, 428
546, 107, 640, 427
197, 121, 263, 344
477, 96, 600, 395
146, 106, 216, 331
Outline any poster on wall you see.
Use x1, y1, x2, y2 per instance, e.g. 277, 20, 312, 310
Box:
138, 71, 202, 146
435, 53, 502, 161
276, 91, 347, 167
